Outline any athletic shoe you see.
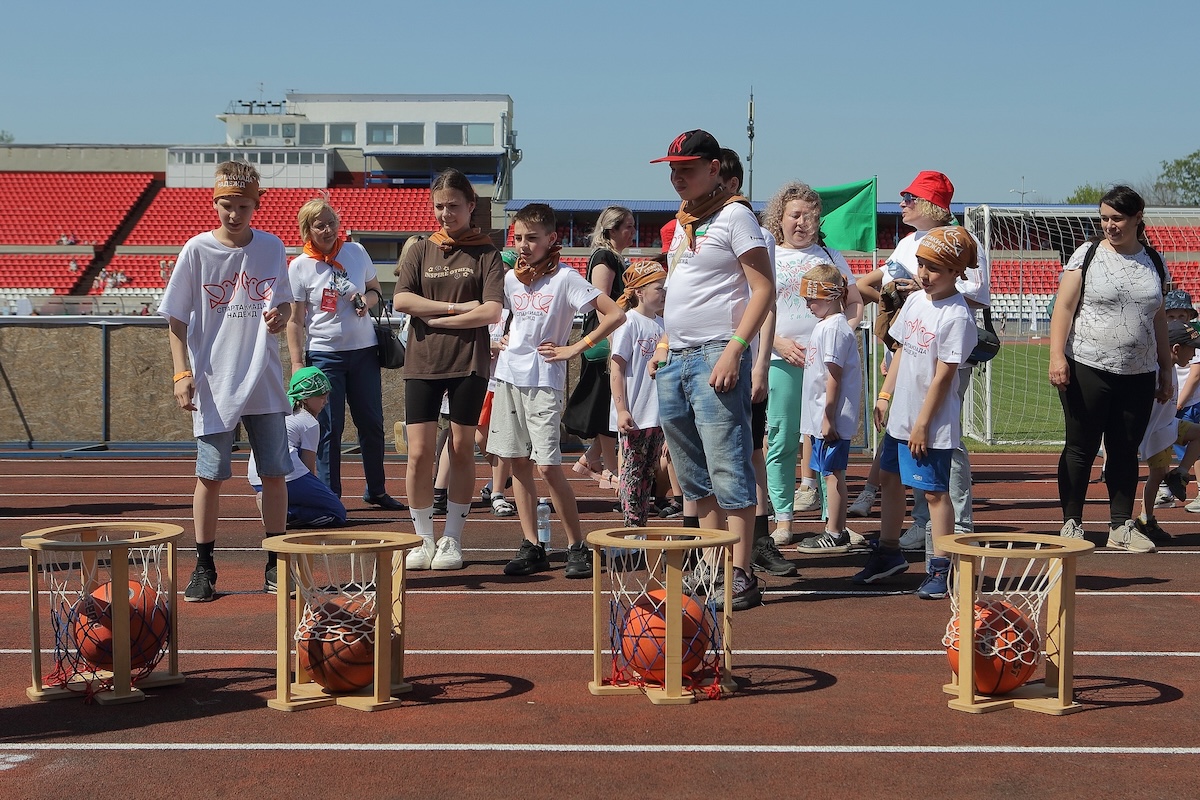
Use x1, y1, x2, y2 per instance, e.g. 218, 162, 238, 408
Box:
730, 568, 763, 611
847, 486, 878, 518
1153, 486, 1175, 509
490, 493, 516, 517
683, 560, 716, 595
795, 529, 851, 554
846, 528, 871, 552
916, 557, 951, 600
564, 542, 592, 579
793, 485, 821, 513
1165, 469, 1191, 503
770, 528, 794, 547
504, 540, 551, 576
184, 563, 217, 603
264, 564, 277, 595
899, 522, 929, 552
405, 538, 435, 570
431, 493, 448, 516
1187, 496, 1200, 513
364, 492, 407, 511
1059, 519, 1085, 539
480, 483, 492, 504
752, 537, 797, 576
658, 499, 684, 519
430, 537, 464, 570
1134, 516, 1171, 546
851, 543, 908, 584
1106, 520, 1156, 553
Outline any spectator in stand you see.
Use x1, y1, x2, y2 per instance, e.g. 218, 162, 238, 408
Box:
68, 259, 78, 273
286, 198, 405, 512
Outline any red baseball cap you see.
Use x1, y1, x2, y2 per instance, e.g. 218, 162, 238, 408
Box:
901, 171, 954, 211
651, 129, 721, 164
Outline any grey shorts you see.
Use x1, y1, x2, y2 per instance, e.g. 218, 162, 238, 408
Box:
196, 413, 289, 481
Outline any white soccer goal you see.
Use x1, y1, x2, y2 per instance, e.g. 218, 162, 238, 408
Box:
962, 204, 1200, 446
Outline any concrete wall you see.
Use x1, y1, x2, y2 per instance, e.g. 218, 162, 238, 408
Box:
0, 145, 167, 173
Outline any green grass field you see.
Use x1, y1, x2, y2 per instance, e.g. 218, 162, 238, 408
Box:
966, 339, 1063, 448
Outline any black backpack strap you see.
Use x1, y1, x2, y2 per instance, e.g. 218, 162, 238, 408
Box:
1072, 240, 1101, 321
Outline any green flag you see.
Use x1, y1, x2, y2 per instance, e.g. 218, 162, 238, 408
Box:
815, 177, 877, 252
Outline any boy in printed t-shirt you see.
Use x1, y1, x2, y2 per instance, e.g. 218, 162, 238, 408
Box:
489, 203, 626, 578
855, 226, 978, 600
792, 264, 863, 555
159, 161, 294, 602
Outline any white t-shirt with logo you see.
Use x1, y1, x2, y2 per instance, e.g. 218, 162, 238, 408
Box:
158, 230, 293, 436
494, 266, 601, 389
882, 228, 991, 307
800, 313, 862, 440
609, 308, 666, 430
664, 203, 768, 349
774, 243, 856, 352
247, 407, 317, 485
288, 241, 379, 353
886, 290, 977, 449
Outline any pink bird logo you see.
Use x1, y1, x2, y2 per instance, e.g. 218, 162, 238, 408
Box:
243, 275, 275, 301
202, 279, 239, 309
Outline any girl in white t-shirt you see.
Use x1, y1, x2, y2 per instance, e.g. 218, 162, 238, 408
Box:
609, 261, 668, 527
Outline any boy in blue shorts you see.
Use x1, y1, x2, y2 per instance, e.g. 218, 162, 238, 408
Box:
160, 160, 294, 601
855, 227, 978, 599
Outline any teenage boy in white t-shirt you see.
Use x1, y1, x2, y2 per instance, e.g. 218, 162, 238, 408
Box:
856, 226, 978, 600
159, 161, 294, 602
489, 203, 626, 578
791, 265, 863, 555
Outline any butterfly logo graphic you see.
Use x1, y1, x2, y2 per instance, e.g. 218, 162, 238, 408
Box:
202, 279, 239, 309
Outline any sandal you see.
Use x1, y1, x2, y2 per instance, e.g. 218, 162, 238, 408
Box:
599, 469, 619, 491
491, 493, 516, 517
572, 456, 604, 480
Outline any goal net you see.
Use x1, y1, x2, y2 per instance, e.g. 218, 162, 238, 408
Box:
962, 204, 1200, 446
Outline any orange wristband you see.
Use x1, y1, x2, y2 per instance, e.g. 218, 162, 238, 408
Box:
173, 370, 192, 383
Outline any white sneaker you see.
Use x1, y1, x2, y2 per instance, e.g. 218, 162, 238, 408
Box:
847, 486, 878, 518
1106, 520, 1156, 553
1154, 487, 1175, 508
793, 485, 821, 513
430, 537, 464, 570
845, 527, 871, 552
1187, 496, 1200, 513
770, 528, 793, 546
406, 538, 435, 570
899, 522, 929, 551
1059, 519, 1085, 539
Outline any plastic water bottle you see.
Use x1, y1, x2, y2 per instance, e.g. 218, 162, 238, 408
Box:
536, 498, 552, 545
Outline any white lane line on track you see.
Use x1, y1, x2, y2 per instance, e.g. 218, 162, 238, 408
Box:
4, 648, 1200, 657
0, 742, 1197, 755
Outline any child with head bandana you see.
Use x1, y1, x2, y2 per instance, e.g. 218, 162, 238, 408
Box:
248, 367, 348, 529
159, 160, 294, 602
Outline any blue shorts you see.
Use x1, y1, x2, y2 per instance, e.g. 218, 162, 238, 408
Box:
879, 433, 951, 492
196, 413, 289, 482
809, 436, 850, 476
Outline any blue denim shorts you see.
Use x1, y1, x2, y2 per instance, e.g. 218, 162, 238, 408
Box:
656, 341, 755, 510
196, 413, 289, 482
809, 436, 850, 476
879, 433, 951, 492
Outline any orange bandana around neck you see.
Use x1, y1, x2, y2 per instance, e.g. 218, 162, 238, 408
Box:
514, 243, 562, 286
303, 238, 344, 272
429, 228, 495, 252
676, 186, 752, 249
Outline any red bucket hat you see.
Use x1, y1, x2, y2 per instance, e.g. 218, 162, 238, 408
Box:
902, 171, 954, 211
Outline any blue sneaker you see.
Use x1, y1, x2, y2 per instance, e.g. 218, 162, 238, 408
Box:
916, 556, 951, 599
851, 543, 908, 584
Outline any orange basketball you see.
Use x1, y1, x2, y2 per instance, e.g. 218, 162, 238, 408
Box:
620, 589, 711, 684
70, 580, 170, 670
297, 597, 376, 693
946, 599, 1040, 695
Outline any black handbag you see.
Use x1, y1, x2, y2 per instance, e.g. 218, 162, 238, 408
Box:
372, 307, 406, 369
969, 308, 1001, 365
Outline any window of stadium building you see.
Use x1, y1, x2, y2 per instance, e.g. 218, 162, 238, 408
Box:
329, 124, 356, 145
299, 124, 324, 146
397, 124, 423, 145
435, 123, 494, 147
368, 124, 395, 145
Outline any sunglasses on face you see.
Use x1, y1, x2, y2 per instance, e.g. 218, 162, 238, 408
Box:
899, 193, 919, 204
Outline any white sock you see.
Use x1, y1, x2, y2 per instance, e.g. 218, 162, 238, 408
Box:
801, 477, 818, 490
410, 506, 435, 543
442, 501, 471, 543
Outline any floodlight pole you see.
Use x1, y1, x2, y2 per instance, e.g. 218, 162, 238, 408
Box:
746, 89, 755, 202
1009, 177, 1037, 336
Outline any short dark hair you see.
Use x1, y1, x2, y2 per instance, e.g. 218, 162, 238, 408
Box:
431, 168, 477, 202
718, 148, 744, 190
513, 202, 556, 234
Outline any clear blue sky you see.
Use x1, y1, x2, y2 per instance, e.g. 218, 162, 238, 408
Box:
4, 0, 1197, 205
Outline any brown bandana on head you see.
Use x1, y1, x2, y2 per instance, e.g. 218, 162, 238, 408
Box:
676, 185, 753, 249
213, 176, 266, 201
798, 276, 844, 301
514, 242, 562, 286
617, 260, 667, 309
429, 228, 495, 252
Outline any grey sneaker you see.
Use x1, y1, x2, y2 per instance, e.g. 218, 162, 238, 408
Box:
847, 486, 878, 518
1059, 519, 1085, 540
899, 522, 929, 552
795, 529, 851, 554
1107, 520, 1156, 553
184, 563, 217, 603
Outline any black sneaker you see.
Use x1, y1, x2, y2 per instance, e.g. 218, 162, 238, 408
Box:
184, 563, 217, 603
363, 492, 408, 511
264, 564, 277, 594
1135, 516, 1172, 546
431, 493, 448, 516
564, 542, 593, 579
503, 540, 551, 576
1165, 469, 1191, 503
752, 537, 797, 577
658, 499, 684, 519
730, 568, 763, 611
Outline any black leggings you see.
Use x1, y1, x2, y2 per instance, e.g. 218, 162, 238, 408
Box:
1058, 359, 1155, 526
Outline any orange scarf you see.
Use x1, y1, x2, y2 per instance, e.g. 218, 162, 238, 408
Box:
429, 228, 495, 252
676, 186, 753, 249
514, 243, 562, 286
303, 238, 344, 272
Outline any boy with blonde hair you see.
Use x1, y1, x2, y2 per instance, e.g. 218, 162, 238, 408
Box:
793, 264, 863, 554
160, 161, 294, 601
489, 203, 626, 577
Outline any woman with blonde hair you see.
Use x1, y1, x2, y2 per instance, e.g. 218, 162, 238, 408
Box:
286, 198, 402, 511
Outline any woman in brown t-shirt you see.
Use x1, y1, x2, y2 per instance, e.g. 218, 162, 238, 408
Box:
393, 168, 505, 571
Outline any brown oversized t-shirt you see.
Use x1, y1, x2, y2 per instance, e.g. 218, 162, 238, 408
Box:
394, 240, 505, 380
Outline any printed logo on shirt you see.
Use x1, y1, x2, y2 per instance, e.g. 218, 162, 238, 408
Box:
512, 290, 553, 318
637, 336, 660, 359
202, 273, 274, 316
903, 318, 937, 352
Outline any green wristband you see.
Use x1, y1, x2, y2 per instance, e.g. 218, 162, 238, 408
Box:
731, 334, 750, 349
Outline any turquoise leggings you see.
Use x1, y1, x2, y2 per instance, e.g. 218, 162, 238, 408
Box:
766, 360, 805, 520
